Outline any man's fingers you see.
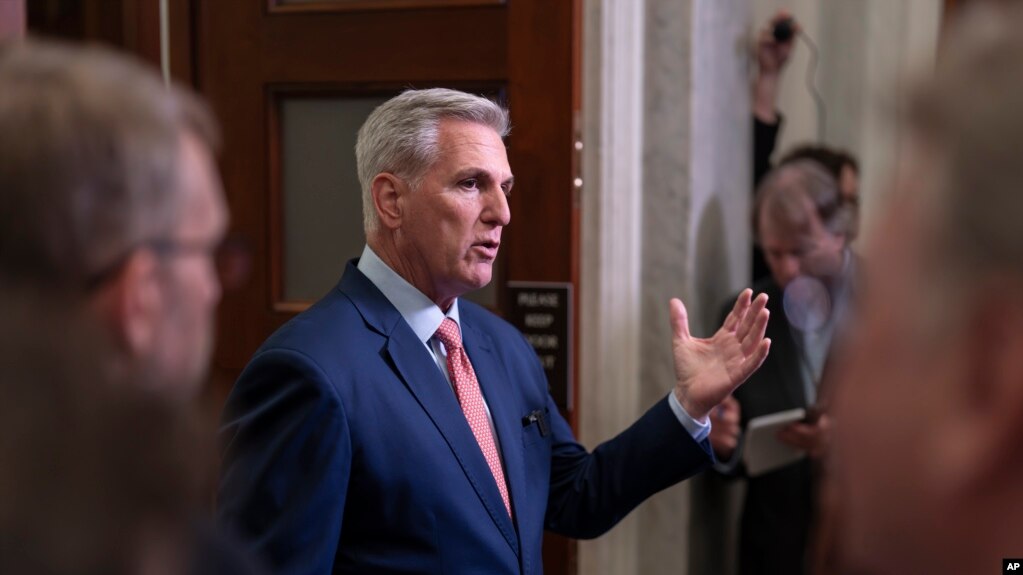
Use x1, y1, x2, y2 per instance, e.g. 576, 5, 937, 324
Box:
712, 434, 738, 455
736, 292, 768, 341
740, 338, 771, 379
785, 422, 815, 436
722, 289, 752, 332
777, 422, 817, 449
670, 298, 691, 341
741, 307, 770, 357
817, 414, 833, 432
779, 422, 817, 442
776, 430, 808, 450
718, 437, 737, 451
720, 411, 740, 427
711, 402, 739, 422
722, 395, 740, 412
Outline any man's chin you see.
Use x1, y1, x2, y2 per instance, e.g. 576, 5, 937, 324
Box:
463, 265, 494, 290
148, 349, 211, 401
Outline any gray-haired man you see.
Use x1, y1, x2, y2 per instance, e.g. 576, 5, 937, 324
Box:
218, 87, 772, 574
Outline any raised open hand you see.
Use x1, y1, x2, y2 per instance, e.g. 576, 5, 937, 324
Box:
757, 11, 798, 75
671, 289, 771, 421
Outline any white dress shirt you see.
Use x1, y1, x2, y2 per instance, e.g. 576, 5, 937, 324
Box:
356, 245, 711, 452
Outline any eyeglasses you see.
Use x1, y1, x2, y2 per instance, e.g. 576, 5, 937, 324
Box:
86, 235, 252, 292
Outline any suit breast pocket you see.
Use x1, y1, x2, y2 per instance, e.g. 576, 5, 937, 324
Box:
521, 406, 552, 448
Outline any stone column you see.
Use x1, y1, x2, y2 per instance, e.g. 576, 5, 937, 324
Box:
579, 0, 751, 573
579, 0, 646, 572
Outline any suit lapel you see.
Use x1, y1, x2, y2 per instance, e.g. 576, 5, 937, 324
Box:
766, 284, 808, 409
339, 263, 520, 556
385, 330, 520, 555
461, 323, 530, 541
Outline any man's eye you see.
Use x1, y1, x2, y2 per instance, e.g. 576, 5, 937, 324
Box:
501, 184, 512, 197
460, 178, 479, 190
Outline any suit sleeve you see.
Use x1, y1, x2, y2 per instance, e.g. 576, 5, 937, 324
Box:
753, 115, 782, 282
217, 348, 351, 575
753, 114, 782, 188
535, 354, 714, 539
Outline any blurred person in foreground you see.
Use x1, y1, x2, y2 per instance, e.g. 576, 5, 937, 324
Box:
831, 3, 1023, 574
0, 287, 204, 575
0, 39, 259, 573
710, 159, 856, 575
0, 38, 229, 400
218, 87, 771, 574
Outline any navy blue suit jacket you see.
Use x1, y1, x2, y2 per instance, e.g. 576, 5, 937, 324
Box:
218, 261, 713, 574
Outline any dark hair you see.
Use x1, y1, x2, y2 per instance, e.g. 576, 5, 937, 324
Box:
780, 144, 859, 180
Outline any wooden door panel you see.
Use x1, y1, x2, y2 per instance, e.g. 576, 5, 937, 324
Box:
30, 1, 578, 571
257, 11, 507, 82
268, 0, 504, 13
194, 1, 579, 572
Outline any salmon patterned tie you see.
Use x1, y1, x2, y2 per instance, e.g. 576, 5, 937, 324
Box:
434, 318, 512, 517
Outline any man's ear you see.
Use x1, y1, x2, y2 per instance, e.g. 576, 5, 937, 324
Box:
942, 276, 1023, 494
371, 173, 405, 230
94, 250, 164, 359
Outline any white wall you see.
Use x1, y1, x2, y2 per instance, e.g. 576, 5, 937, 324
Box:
688, 0, 754, 335
579, 1, 648, 572
578, 1, 941, 573
751, 0, 942, 237
579, 0, 751, 573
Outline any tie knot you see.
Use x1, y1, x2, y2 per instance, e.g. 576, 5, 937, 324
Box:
434, 318, 462, 350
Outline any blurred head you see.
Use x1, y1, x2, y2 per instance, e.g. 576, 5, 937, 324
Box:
357, 88, 512, 309
754, 160, 851, 289
0, 39, 227, 397
0, 286, 205, 575
781, 145, 860, 239
832, 5, 1023, 574
781, 145, 859, 201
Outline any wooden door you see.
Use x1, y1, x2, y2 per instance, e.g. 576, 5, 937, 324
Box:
191, 1, 580, 572
27, 1, 580, 571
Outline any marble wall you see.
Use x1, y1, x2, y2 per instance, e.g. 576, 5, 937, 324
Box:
579, 1, 940, 573
579, 0, 751, 573
751, 0, 941, 239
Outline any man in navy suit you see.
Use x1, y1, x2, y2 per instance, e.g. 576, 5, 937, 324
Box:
217, 88, 771, 574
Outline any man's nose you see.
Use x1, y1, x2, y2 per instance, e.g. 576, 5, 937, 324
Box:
778, 256, 801, 285
205, 262, 223, 306
484, 186, 511, 226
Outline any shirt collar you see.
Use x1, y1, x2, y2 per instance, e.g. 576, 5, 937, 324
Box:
357, 245, 460, 344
